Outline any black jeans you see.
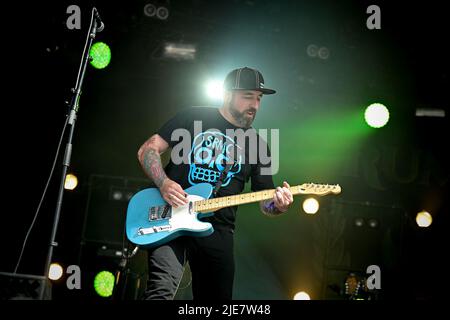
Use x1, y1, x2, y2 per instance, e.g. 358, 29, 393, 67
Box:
142, 226, 234, 300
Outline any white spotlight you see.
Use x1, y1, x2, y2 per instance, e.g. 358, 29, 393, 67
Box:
206, 80, 224, 102
48, 263, 63, 281
416, 210, 432, 227
302, 198, 319, 214
368, 218, 379, 228
293, 291, 311, 300
64, 173, 78, 190
112, 190, 123, 201
354, 218, 364, 227
164, 43, 196, 60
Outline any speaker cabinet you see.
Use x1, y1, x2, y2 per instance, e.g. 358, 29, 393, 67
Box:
0, 272, 52, 300
81, 174, 149, 246
321, 200, 404, 299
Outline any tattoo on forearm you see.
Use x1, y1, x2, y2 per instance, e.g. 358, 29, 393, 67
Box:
141, 148, 167, 188
260, 199, 282, 216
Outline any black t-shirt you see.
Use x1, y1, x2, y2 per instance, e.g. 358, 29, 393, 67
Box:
157, 106, 275, 229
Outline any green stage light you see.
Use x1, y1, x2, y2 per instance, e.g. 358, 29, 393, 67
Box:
89, 42, 111, 69
364, 103, 389, 128
93, 271, 115, 297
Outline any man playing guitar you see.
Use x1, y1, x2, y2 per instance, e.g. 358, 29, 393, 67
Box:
137, 67, 293, 300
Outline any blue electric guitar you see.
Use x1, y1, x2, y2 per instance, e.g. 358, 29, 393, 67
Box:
126, 182, 341, 248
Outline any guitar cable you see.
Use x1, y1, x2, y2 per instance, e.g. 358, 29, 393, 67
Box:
13, 116, 69, 274
121, 218, 139, 261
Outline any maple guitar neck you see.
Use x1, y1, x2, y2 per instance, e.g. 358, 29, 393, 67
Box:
193, 183, 341, 213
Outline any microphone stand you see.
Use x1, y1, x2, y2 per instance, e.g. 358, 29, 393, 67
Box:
40, 14, 102, 300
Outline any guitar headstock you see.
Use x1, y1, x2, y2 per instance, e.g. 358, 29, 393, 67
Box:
298, 183, 342, 196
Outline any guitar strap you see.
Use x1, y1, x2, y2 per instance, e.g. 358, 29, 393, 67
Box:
212, 162, 233, 197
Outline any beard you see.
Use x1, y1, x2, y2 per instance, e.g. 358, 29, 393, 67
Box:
229, 104, 256, 128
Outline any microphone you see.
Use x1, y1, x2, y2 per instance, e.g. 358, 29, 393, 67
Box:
93, 8, 105, 32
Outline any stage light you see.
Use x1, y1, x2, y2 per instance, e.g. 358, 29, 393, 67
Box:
415, 108, 445, 118
306, 44, 318, 57
48, 263, 63, 281
293, 291, 311, 300
206, 79, 224, 101
364, 103, 389, 128
368, 218, 379, 228
94, 271, 115, 297
416, 210, 432, 228
156, 6, 169, 20
64, 173, 78, 190
318, 46, 330, 60
89, 42, 111, 69
112, 190, 123, 201
302, 198, 319, 214
354, 218, 364, 227
164, 43, 196, 60
143, 3, 169, 20
110, 187, 137, 201
143, 3, 156, 17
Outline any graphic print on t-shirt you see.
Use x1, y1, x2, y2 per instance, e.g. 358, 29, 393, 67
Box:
188, 130, 242, 187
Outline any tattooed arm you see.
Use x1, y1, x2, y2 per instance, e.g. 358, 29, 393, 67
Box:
137, 134, 188, 207
137, 134, 169, 188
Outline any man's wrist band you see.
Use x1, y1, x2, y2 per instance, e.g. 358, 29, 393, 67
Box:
264, 200, 276, 212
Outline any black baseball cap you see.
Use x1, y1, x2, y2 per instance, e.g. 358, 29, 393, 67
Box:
223, 67, 276, 95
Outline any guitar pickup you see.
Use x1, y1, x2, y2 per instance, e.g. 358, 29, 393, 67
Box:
149, 207, 158, 221
161, 205, 170, 219
148, 205, 172, 221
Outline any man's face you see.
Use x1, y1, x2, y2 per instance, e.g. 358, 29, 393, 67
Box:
227, 90, 263, 128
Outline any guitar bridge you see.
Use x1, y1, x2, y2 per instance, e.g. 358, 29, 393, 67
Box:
138, 224, 172, 235
148, 205, 172, 221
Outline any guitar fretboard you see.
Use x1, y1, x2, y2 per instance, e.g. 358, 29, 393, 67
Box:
193, 185, 334, 213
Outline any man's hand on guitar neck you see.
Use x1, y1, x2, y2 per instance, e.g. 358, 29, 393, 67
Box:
273, 181, 294, 212
260, 181, 294, 216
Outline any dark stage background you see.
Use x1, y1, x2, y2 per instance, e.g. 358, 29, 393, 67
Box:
2, 0, 448, 301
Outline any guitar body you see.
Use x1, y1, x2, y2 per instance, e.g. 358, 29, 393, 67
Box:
126, 183, 214, 248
